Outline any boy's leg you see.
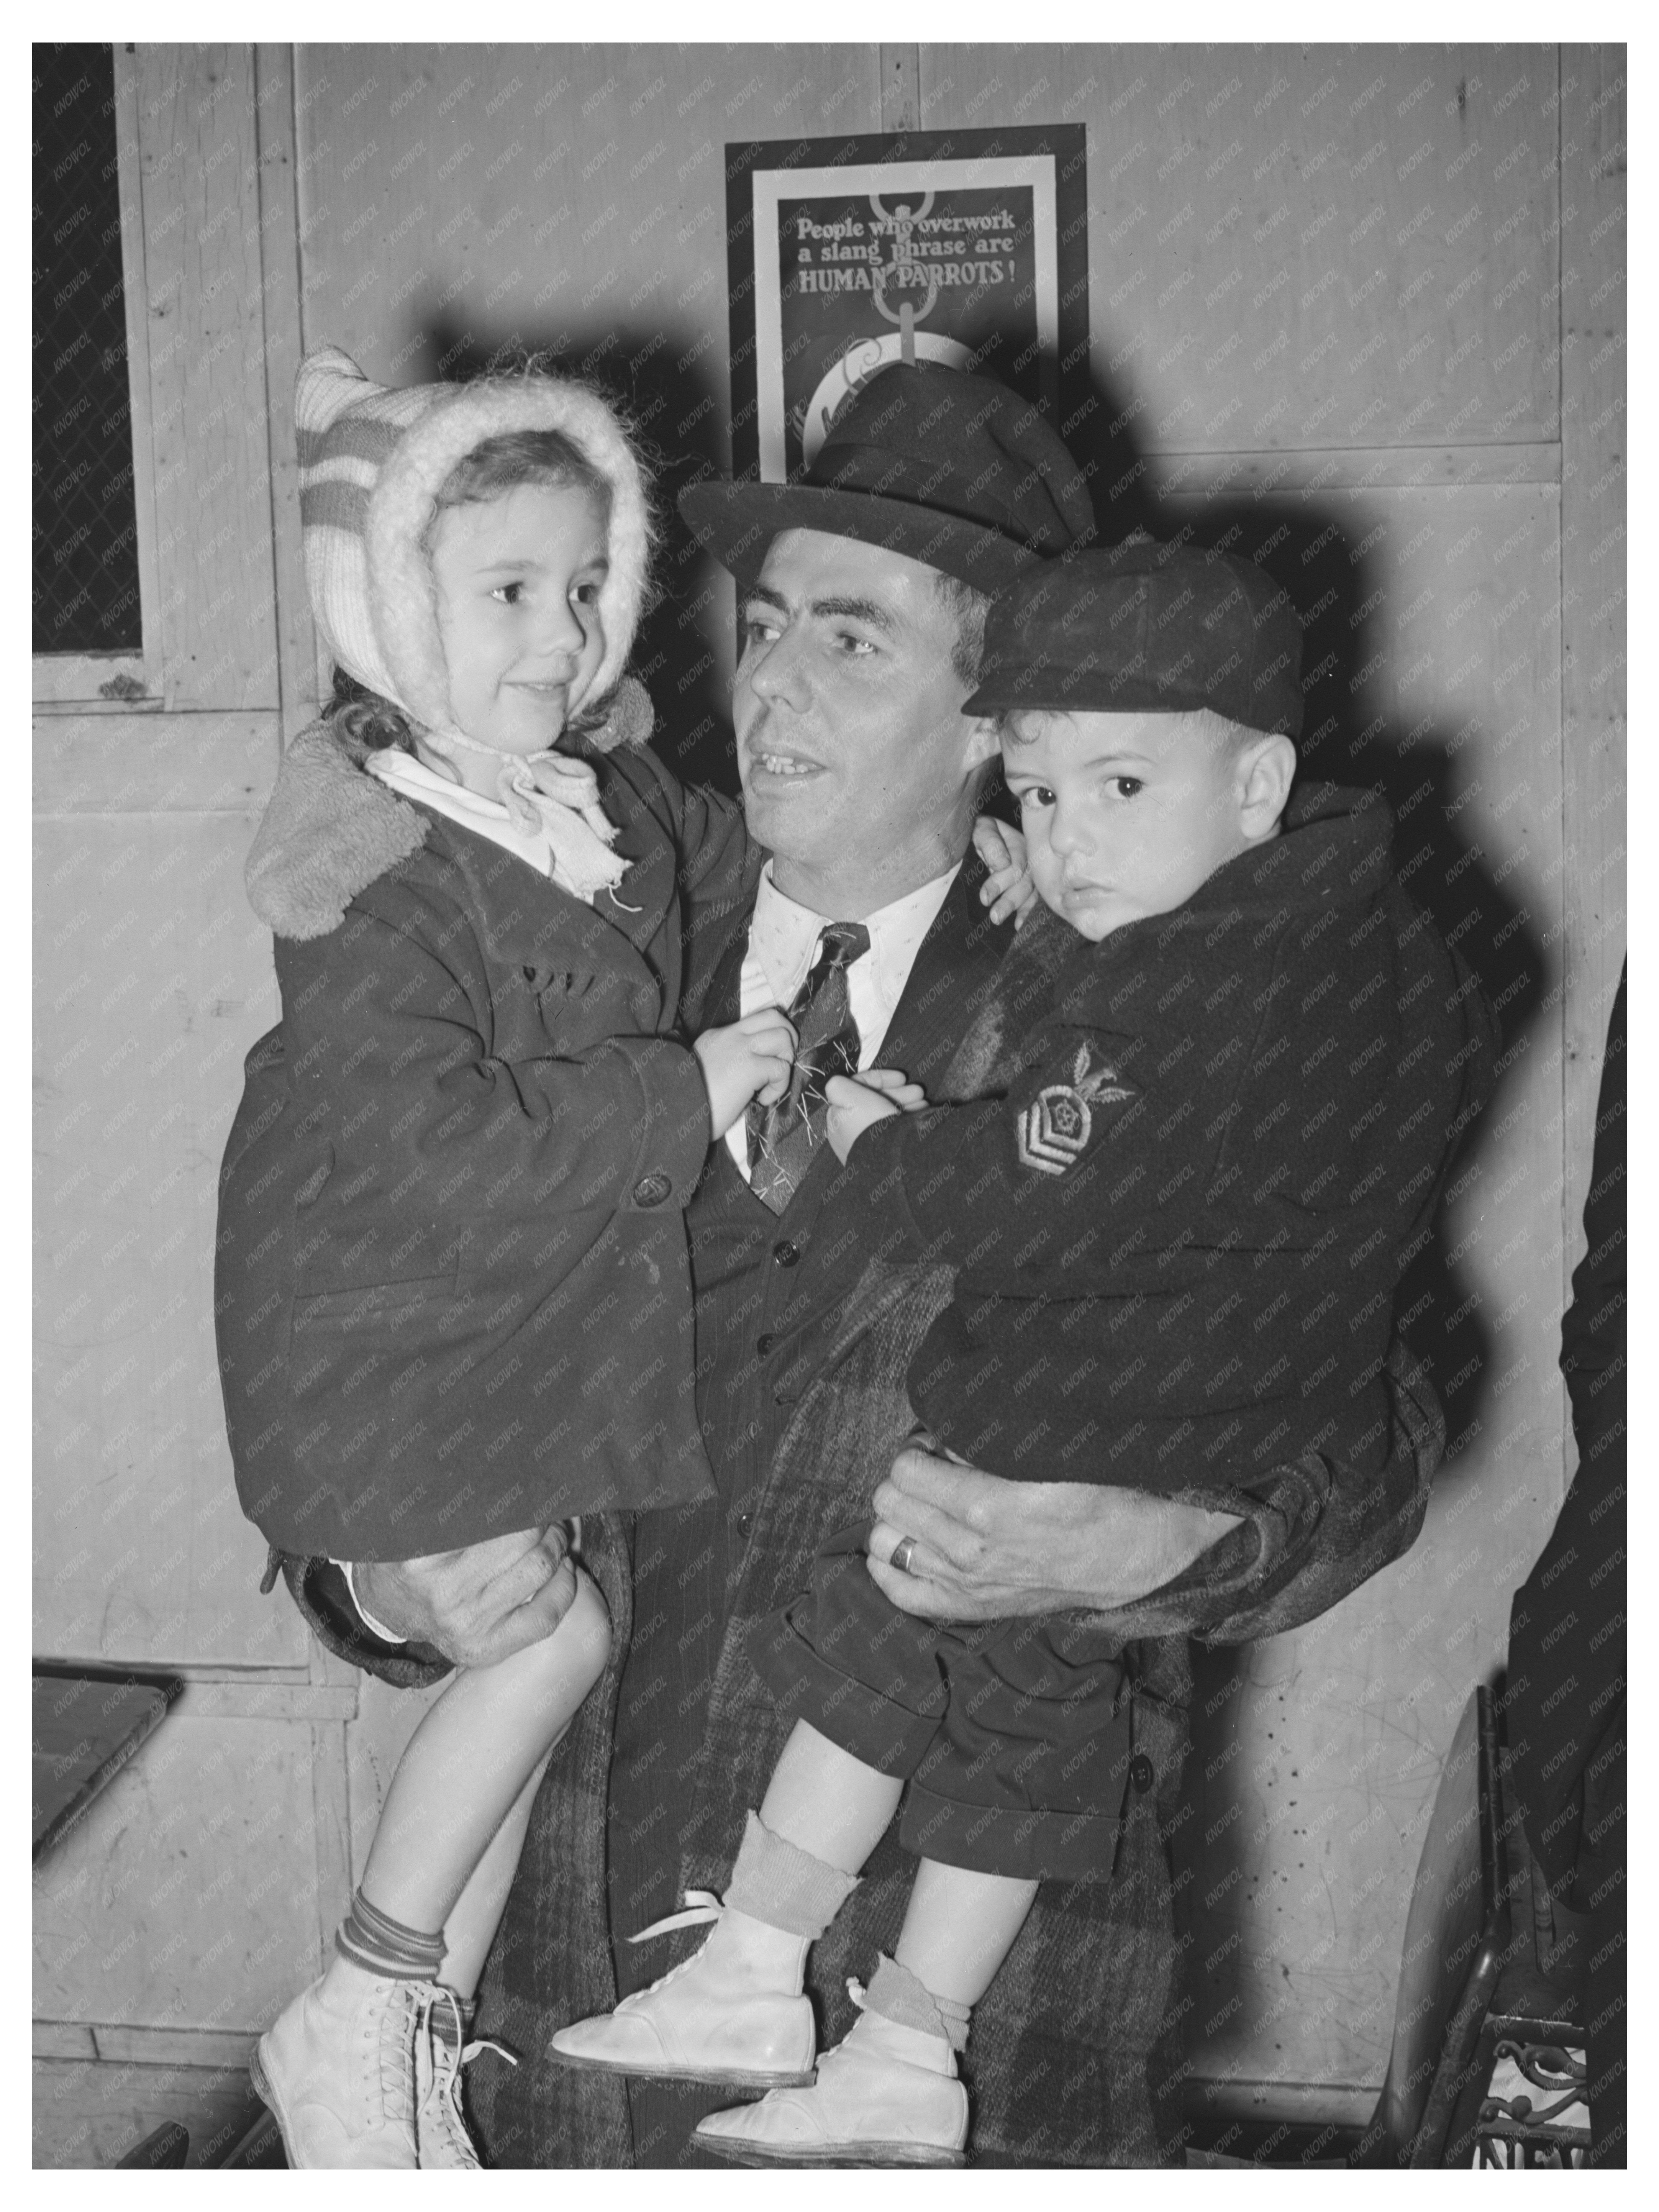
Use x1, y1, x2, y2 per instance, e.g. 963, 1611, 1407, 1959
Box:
692, 1864, 1038, 2168
894, 1858, 1039, 2008
550, 1527, 951, 2087
547, 1802, 860, 2088
695, 1617, 1128, 2166
758, 1719, 903, 1871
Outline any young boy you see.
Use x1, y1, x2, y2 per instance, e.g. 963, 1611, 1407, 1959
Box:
549, 539, 1498, 2165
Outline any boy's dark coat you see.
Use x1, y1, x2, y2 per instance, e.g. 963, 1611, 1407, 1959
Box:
839, 782, 1498, 1495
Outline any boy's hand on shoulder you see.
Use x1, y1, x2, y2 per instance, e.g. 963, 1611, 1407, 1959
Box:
694, 1007, 797, 1138
973, 815, 1038, 930
825, 1069, 927, 1163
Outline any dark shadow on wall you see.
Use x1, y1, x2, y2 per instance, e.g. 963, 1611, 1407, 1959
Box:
1144, 482, 1544, 2098
1163, 490, 1541, 1462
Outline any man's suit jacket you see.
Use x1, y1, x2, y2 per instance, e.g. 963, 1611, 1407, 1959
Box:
462, 851, 1448, 2167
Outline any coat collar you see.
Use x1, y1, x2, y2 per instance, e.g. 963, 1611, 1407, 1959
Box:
244, 718, 677, 967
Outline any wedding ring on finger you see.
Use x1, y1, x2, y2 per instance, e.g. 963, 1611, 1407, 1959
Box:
889, 1535, 918, 1576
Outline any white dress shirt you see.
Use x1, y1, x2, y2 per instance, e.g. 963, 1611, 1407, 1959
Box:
723, 858, 960, 1177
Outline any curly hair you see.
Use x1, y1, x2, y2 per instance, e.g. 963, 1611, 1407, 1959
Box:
322, 663, 414, 753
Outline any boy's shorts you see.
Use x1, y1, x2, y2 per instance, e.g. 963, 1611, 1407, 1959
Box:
748, 1522, 1146, 1884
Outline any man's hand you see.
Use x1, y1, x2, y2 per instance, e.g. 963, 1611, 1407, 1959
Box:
866, 1443, 1243, 1620
355, 1527, 578, 1668
825, 1069, 927, 1163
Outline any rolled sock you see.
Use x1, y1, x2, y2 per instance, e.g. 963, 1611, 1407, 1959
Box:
429, 1992, 476, 2053
723, 1810, 860, 1938
336, 1887, 445, 1981
863, 1952, 971, 2054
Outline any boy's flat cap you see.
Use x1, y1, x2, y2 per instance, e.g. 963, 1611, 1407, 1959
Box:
964, 537, 1304, 736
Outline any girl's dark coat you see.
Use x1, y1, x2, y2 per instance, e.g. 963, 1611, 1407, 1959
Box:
215, 723, 755, 1558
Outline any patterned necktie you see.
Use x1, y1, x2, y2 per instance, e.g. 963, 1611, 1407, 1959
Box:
746, 921, 871, 1214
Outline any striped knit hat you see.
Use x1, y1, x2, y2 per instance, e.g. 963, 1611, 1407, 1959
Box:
295, 345, 652, 744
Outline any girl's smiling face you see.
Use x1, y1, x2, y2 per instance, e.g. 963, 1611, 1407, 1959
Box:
428, 481, 610, 757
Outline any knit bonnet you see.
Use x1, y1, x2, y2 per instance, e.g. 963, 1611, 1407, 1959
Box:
295, 344, 653, 751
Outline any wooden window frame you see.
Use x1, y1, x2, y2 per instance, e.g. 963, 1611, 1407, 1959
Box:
34, 46, 164, 714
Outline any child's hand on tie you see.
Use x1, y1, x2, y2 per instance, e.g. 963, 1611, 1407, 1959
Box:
694, 1008, 798, 1137
825, 1068, 928, 1164
973, 815, 1038, 930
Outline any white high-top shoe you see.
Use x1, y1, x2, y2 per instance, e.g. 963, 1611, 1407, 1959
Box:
415, 1991, 518, 2169
694, 2004, 969, 2167
251, 1961, 431, 2169
549, 1894, 816, 2088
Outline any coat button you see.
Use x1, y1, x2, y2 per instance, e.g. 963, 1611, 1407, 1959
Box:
1129, 1753, 1156, 1794
772, 1239, 800, 1267
756, 1333, 774, 1356
632, 1171, 671, 1207
736, 1512, 753, 1539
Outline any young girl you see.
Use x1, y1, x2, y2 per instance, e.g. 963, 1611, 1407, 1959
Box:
220, 346, 1030, 2169
216, 344, 798, 2169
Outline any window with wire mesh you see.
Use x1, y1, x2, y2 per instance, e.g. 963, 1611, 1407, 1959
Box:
34, 43, 142, 658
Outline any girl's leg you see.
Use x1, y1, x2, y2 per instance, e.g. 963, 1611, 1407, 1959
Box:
359, 1564, 610, 1934
254, 1567, 610, 2168
437, 1748, 555, 2001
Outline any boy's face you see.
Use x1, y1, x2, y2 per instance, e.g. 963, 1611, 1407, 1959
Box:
430, 483, 608, 754
1001, 708, 1264, 942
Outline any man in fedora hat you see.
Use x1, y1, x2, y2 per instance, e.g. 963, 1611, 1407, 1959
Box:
312, 364, 1444, 2165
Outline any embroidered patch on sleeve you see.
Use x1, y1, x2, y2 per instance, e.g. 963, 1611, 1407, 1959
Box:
1016, 1041, 1136, 1176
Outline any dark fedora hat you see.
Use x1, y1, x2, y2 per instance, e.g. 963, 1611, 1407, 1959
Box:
964, 537, 1305, 738
678, 363, 1096, 594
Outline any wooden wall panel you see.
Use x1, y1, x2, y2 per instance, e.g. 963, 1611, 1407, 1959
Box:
32, 1715, 325, 2032
1557, 47, 1627, 1301
924, 44, 1559, 459
33, 779, 288, 1668
131, 47, 281, 711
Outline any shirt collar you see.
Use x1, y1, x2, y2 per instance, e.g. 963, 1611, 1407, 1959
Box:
748, 858, 961, 1008
364, 746, 552, 873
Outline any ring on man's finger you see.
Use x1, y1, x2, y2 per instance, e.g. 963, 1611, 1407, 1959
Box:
889, 1535, 918, 1575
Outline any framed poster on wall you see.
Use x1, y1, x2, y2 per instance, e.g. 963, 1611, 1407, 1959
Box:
725, 125, 1088, 482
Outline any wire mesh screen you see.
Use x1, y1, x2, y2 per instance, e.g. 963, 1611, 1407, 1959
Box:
33, 43, 142, 658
